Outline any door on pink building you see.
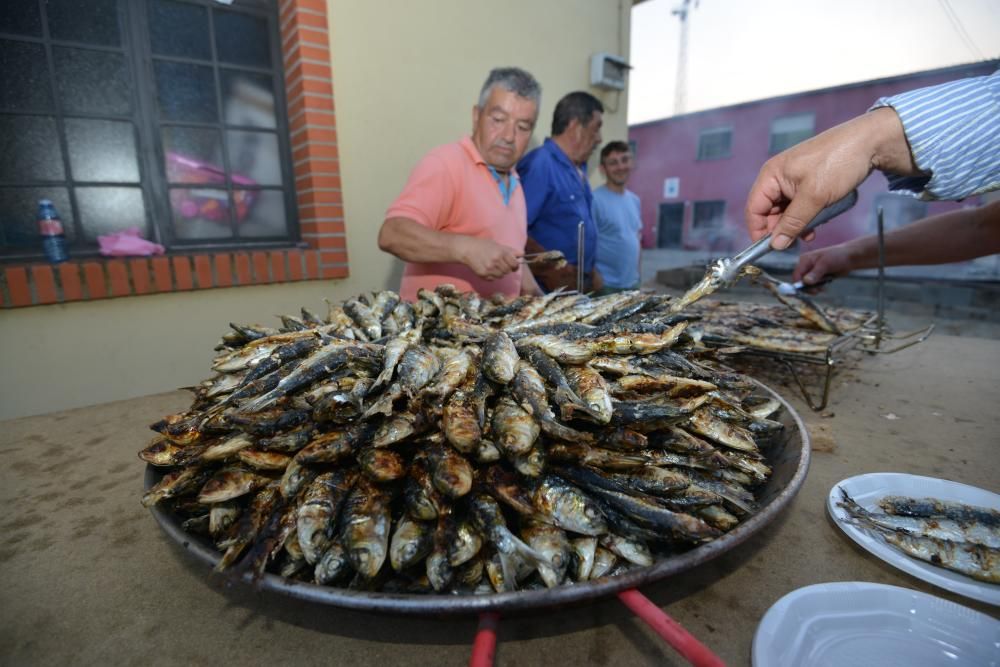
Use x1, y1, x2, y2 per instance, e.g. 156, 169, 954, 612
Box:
657, 203, 684, 248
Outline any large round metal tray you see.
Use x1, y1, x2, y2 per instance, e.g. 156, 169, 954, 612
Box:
145, 379, 810, 615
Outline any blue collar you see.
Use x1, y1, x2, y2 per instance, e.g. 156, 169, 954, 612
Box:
487, 165, 519, 206
543, 137, 576, 169
543, 137, 589, 179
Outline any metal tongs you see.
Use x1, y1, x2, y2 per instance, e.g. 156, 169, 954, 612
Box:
709, 190, 858, 287
670, 190, 858, 314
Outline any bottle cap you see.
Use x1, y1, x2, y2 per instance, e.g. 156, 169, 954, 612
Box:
39, 199, 53, 206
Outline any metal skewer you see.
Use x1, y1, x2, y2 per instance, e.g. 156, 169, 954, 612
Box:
576, 221, 585, 294
875, 206, 886, 350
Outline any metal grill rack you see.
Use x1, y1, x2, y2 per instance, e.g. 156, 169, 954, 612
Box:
702, 208, 934, 411
711, 313, 933, 411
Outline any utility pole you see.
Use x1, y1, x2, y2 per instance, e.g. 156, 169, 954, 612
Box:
672, 0, 697, 115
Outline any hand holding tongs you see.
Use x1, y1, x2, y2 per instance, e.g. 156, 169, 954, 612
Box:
709, 190, 859, 287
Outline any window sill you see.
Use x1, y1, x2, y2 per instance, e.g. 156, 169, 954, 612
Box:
0, 248, 349, 309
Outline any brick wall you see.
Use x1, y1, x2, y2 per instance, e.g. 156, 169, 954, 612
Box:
280, 0, 348, 281
1, 0, 346, 308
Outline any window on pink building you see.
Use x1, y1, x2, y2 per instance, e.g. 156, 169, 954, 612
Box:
696, 126, 731, 160
770, 113, 815, 154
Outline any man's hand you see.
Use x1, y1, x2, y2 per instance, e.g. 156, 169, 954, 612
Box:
793, 201, 1000, 285
792, 244, 855, 285
455, 236, 522, 280
745, 107, 916, 250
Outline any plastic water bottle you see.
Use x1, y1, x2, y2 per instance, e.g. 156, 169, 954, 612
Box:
38, 199, 69, 263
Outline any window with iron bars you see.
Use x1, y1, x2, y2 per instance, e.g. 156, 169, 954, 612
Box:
0, 0, 297, 261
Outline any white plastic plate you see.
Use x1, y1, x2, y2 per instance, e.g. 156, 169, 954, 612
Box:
752, 582, 1000, 667
827, 472, 1000, 605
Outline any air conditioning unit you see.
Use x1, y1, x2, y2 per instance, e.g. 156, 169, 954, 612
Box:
590, 53, 630, 91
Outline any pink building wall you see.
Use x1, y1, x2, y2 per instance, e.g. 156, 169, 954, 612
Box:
627, 61, 998, 253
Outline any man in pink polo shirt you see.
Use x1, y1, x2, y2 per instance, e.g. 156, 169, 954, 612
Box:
378, 68, 544, 301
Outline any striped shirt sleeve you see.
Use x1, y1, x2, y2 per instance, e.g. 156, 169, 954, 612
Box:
869, 69, 1000, 201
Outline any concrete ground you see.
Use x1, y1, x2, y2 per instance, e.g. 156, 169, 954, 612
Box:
1, 329, 998, 665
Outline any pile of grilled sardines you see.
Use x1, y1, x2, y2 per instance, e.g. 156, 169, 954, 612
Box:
140, 286, 787, 595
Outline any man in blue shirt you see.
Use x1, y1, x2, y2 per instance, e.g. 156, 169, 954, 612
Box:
517, 92, 605, 292
592, 141, 642, 294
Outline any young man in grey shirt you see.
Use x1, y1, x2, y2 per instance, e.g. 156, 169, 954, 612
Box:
592, 141, 642, 294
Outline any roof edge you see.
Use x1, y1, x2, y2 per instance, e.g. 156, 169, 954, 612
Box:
629, 59, 1000, 129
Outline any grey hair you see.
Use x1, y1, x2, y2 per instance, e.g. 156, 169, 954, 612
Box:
477, 67, 542, 109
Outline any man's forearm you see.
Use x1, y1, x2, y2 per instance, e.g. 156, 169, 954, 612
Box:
870, 72, 1000, 200
867, 107, 921, 178
378, 217, 466, 264
842, 201, 1000, 270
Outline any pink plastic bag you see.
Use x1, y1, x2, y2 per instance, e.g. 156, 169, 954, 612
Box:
97, 227, 166, 257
